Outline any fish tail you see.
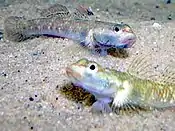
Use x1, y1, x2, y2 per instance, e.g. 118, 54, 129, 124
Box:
3, 16, 29, 42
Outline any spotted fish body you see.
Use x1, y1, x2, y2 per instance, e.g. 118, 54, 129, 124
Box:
66, 58, 175, 113
3, 4, 136, 56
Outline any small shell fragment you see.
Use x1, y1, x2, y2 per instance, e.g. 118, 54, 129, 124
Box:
152, 23, 162, 30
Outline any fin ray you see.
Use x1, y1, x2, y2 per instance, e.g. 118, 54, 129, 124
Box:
127, 54, 156, 80
159, 64, 175, 84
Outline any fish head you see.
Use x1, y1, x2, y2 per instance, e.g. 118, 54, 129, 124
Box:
93, 23, 136, 49
66, 58, 115, 97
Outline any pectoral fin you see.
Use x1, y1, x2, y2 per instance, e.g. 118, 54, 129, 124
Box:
92, 100, 112, 113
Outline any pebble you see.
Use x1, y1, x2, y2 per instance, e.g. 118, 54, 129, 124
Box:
155, 5, 159, 8
0, 30, 3, 41
150, 17, 156, 20
167, 15, 172, 20
152, 23, 162, 30
165, 0, 171, 4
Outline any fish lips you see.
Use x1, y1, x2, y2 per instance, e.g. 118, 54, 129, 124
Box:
97, 38, 136, 49
95, 35, 136, 49
121, 38, 136, 48
119, 33, 136, 48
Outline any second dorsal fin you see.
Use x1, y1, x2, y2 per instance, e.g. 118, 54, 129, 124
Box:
127, 54, 156, 80
127, 54, 175, 85
158, 64, 175, 84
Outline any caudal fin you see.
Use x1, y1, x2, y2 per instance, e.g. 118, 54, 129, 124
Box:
3, 16, 28, 42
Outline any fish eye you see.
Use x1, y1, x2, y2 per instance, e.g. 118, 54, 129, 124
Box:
113, 26, 120, 32
88, 63, 98, 72
89, 64, 96, 70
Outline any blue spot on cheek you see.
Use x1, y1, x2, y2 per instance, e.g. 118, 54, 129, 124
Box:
116, 44, 128, 48
123, 44, 128, 48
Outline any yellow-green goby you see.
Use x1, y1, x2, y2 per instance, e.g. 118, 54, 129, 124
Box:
66, 58, 175, 113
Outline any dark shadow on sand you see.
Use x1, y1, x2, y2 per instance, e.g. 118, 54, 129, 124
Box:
58, 83, 96, 107
108, 48, 129, 58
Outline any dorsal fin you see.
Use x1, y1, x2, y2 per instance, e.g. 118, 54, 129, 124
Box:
40, 3, 94, 20
127, 54, 175, 84
127, 54, 157, 80
40, 3, 71, 19
158, 64, 175, 84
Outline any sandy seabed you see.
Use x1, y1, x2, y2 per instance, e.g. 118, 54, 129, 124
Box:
0, 0, 175, 131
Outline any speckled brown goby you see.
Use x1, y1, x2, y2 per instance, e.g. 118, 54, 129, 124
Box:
3, 4, 136, 56
66, 57, 175, 113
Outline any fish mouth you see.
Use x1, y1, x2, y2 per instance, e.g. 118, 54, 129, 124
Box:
120, 35, 136, 48
122, 38, 136, 48
66, 67, 81, 79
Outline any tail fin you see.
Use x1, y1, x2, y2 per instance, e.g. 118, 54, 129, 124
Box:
3, 16, 28, 42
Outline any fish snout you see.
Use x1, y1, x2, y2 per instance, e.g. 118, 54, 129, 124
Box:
65, 67, 82, 79
122, 26, 134, 33
65, 67, 72, 76
120, 26, 136, 47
